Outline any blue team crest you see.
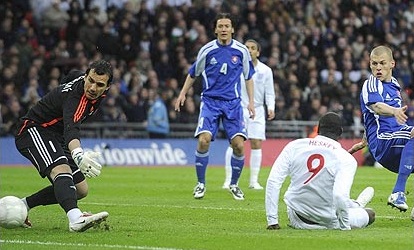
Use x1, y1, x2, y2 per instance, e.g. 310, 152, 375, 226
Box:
231, 56, 238, 64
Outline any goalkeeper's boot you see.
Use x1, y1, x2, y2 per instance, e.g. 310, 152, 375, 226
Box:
387, 192, 408, 212
355, 186, 374, 207
229, 184, 245, 200
193, 182, 205, 199
21, 217, 32, 228
69, 211, 109, 232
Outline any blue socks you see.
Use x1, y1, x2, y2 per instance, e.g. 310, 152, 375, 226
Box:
230, 154, 245, 185
195, 150, 209, 184
393, 139, 414, 193
195, 150, 245, 186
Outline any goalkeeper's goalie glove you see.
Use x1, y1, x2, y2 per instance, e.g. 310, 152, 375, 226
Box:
71, 148, 102, 178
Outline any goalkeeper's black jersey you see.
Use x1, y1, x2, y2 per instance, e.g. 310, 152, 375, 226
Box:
16, 70, 107, 145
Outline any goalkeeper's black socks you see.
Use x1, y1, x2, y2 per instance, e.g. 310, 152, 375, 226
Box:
25, 185, 57, 209
53, 173, 78, 213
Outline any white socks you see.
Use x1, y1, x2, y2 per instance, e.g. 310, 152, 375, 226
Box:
224, 146, 233, 185
21, 197, 30, 212
67, 208, 83, 223
249, 149, 262, 185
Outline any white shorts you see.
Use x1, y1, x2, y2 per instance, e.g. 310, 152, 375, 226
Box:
243, 106, 266, 140
287, 206, 369, 230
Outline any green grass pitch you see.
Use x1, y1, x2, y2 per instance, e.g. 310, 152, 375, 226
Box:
0, 165, 413, 250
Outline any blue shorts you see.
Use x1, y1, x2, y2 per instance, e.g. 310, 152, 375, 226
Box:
371, 125, 414, 173
195, 97, 247, 142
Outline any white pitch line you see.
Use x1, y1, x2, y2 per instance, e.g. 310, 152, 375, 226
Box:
376, 215, 411, 219
82, 201, 262, 211
0, 240, 189, 250
81, 202, 410, 220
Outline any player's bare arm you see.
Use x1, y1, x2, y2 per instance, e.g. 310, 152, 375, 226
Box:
267, 110, 275, 120
175, 75, 195, 112
348, 132, 367, 155
245, 78, 255, 119
370, 103, 408, 124
68, 139, 82, 152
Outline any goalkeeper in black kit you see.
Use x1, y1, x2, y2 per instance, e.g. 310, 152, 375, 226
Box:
14, 60, 112, 232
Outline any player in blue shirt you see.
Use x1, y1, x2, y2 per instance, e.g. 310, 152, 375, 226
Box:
175, 13, 255, 200
349, 45, 414, 217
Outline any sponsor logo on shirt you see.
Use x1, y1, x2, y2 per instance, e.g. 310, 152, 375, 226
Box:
210, 57, 218, 65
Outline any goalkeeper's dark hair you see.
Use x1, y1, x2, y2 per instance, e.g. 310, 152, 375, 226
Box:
317, 112, 343, 140
86, 60, 113, 85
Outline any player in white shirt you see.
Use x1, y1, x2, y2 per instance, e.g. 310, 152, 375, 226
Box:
223, 39, 275, 190
265, 112, 375, 230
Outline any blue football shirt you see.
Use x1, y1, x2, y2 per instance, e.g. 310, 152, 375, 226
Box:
360, 74, 405, 159
189, 39, 255, 100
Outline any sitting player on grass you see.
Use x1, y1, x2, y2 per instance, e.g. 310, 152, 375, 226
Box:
266, 112, 375, 230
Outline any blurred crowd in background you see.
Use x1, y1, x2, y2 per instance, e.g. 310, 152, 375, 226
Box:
1, 0, 414, 137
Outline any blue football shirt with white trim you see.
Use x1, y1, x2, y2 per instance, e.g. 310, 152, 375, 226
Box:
188, 39, 255, 100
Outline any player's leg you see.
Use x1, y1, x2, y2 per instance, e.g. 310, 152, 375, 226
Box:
23, 159, 89, 211
73, 171, 88, 199
15, 125, 107, 231
193, 99, 219, 198
48, 164, 108, 232
392, 130, 414, 188
230, 135, 246, 184
286, 207, 327, 229
223, 99, 247, 200
389, 138, 414, 211
67, 151, 89, 199
223, 105, 249, 189
228, 135, 246, 200
348, 207, 375, 228
249, 139, 263, 189
353, 186, 374, 208
223, 145, 233, 189
223, 99, 247, 186
49, 164, 83, 221
246, 106, 266, 189
15, 125, 73, 226
193, 132, 212, 198
385, 128, 414, 211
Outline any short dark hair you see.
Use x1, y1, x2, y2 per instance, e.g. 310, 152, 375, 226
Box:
214, 13, 234, 29
86, 60, 113, 84
245, 39, 261, 51
317, 112, 343, 140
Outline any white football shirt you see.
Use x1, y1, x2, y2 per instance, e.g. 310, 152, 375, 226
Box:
240, 60, 275, 140
265, 135, 357, 229
240, 60, 275, 110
